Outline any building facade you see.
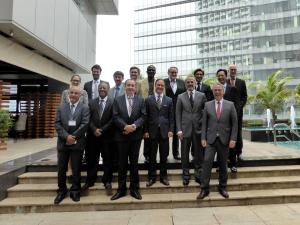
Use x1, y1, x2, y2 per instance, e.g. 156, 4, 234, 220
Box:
134, 0, 300, 81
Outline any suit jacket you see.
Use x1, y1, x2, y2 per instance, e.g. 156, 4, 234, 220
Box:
113, 94, 146, 141
55, 102, 90, 151
84, 80, 105, 100
136, 78, 156, 98
61, 89, 89, 105
87, 97, 114, 142
164, 78, 186, 117
201, 99, 238, 146
198, 83, 213, 101
108, 83, 125, 99
145, 95, 174, 139
228, 78, 247, 117
176, 91, 207, 137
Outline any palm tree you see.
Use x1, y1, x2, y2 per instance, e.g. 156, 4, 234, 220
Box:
254, 70, 293, 123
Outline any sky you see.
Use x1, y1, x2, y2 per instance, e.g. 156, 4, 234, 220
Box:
96, 1, 134, 86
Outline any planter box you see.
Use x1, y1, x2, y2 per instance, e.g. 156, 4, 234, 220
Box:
0, 138, 7, 150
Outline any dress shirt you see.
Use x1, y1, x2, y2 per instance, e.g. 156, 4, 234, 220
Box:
169, 78, 177, 94
92, 80, 100, 99
215, 98, 224, 113
125, 94, 134, 116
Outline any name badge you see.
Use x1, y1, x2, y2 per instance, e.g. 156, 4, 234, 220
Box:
68, 120, 76, 126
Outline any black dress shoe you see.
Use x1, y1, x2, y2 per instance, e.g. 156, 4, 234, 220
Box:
130, 189, 142, 200
183, 179, 189, 186
104, 183, 113, 195
70, 192, 80, 202
160, 178, 170, 186
111, 191, 126, 200
54, 191, 67, 204
146, 179, 156, 187
230, 166, 238, 173
195, 178, 201, 185
197, 190, 209, 200
174, 155, 181, 160
218, 188, 229, 198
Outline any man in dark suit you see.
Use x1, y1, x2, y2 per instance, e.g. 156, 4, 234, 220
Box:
83, 81, 114, 195
228, 64, 248, 165
84, 64, 103, 101
176, 76, 207, 186
144, 79, 174, 187
54, 86, 90, 204
164, 66, 186, 160
193, 68, 213, 101
111, 79, 146, 200
198, 83, 238, 200
216, 68, 239, 173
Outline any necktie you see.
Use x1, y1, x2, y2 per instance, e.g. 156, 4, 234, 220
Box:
70, 104, 75, 115
216, 101, 221, 119
94, 81, 99, 98
157, 95, 161, 108
99, 99, 104, 119
189, 91, 194, 108
115, 86, 120, 98
197, 82, 201, 92
128, 97, 133, 116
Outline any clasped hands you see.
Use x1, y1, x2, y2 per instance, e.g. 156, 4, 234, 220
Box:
66, 135, 76, 145
123, 124, 136, 135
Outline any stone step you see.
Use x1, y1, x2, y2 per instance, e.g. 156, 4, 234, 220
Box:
2, 188, 300, 214
8, 176, 300, 198
17, 165, 300, 184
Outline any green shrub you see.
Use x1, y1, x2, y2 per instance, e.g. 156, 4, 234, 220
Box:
0, 110, 13, 138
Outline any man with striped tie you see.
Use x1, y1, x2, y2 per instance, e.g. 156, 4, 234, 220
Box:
111, 79, 146, 201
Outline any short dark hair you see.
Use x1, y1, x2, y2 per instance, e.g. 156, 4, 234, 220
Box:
193, 68, 204, 76
99, 81, 110, 89
124, 79, 136, 86
113, 71, 124, 78
216, 69, 228, 77
168, 66, 178, 73
154, 79, 165, 86
129, 66, 140, 74
147, 65, 156, 71
91, 64, 102, 71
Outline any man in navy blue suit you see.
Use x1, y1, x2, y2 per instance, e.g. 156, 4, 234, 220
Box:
144, 79, 174, 187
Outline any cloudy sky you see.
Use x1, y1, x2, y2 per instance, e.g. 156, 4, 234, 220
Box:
96, 1, 134, 85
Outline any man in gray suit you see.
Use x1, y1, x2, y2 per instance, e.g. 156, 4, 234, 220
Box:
54, 86, 90, 204
176, 75, 207, 186
198, 83, 238, 200
108, 71, 125, 99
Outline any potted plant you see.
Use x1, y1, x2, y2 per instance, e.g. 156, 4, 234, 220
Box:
0, 110, 12, 150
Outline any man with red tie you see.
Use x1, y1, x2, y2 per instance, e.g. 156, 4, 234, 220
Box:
198, 83, 238, 200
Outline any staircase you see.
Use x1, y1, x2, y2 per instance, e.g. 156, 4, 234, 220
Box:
2, 165, 300, 213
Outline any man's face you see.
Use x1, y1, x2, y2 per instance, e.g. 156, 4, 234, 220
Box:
168, 68, 178, 80
125, 80, 136, 96
98, 83, 109, 98
146, 66, 156, 79
92, 68, 101, 80
69, 87, 81, 103
212, 84, 224, 99
71, 76, 81, 86
229, 65, 237, 79
155, 80, 165, 95
114, 74, 124, 86
185, 77, 196, 91
130, 69, 139, 81
217, 71, 227, 85
194, 71, 204, 82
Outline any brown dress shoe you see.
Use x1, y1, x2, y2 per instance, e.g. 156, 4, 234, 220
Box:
218, 188, 229, 198
197, 190, 209, 200
160, 178, 170, 186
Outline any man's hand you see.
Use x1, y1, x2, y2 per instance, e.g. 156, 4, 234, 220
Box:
144, 132, 150, 139
229, 140, 236, 148
123, 125, 136, 135
168, 132, 173, 138
201, 140, 207, 148
94, 128, 102, 137
177, 131, 183, 140
66, 135, 76, 145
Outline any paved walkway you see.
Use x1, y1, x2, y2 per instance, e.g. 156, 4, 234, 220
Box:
1, 203, 300, 225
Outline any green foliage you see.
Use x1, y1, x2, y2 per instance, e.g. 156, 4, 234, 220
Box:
203, 76, 217, 87
253, 70, 293, 122
0, 110, 13, 138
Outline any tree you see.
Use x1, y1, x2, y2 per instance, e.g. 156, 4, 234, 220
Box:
253, 70, 293, 123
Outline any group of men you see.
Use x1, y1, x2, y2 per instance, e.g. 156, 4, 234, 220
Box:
54, 63, 247, 204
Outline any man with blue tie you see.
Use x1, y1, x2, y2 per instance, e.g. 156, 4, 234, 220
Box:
108, 71, 125, 99
111, 79, 146, 200
198, 83, 238, 200
144, 79, 174, 187
54, 86, 90, 204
